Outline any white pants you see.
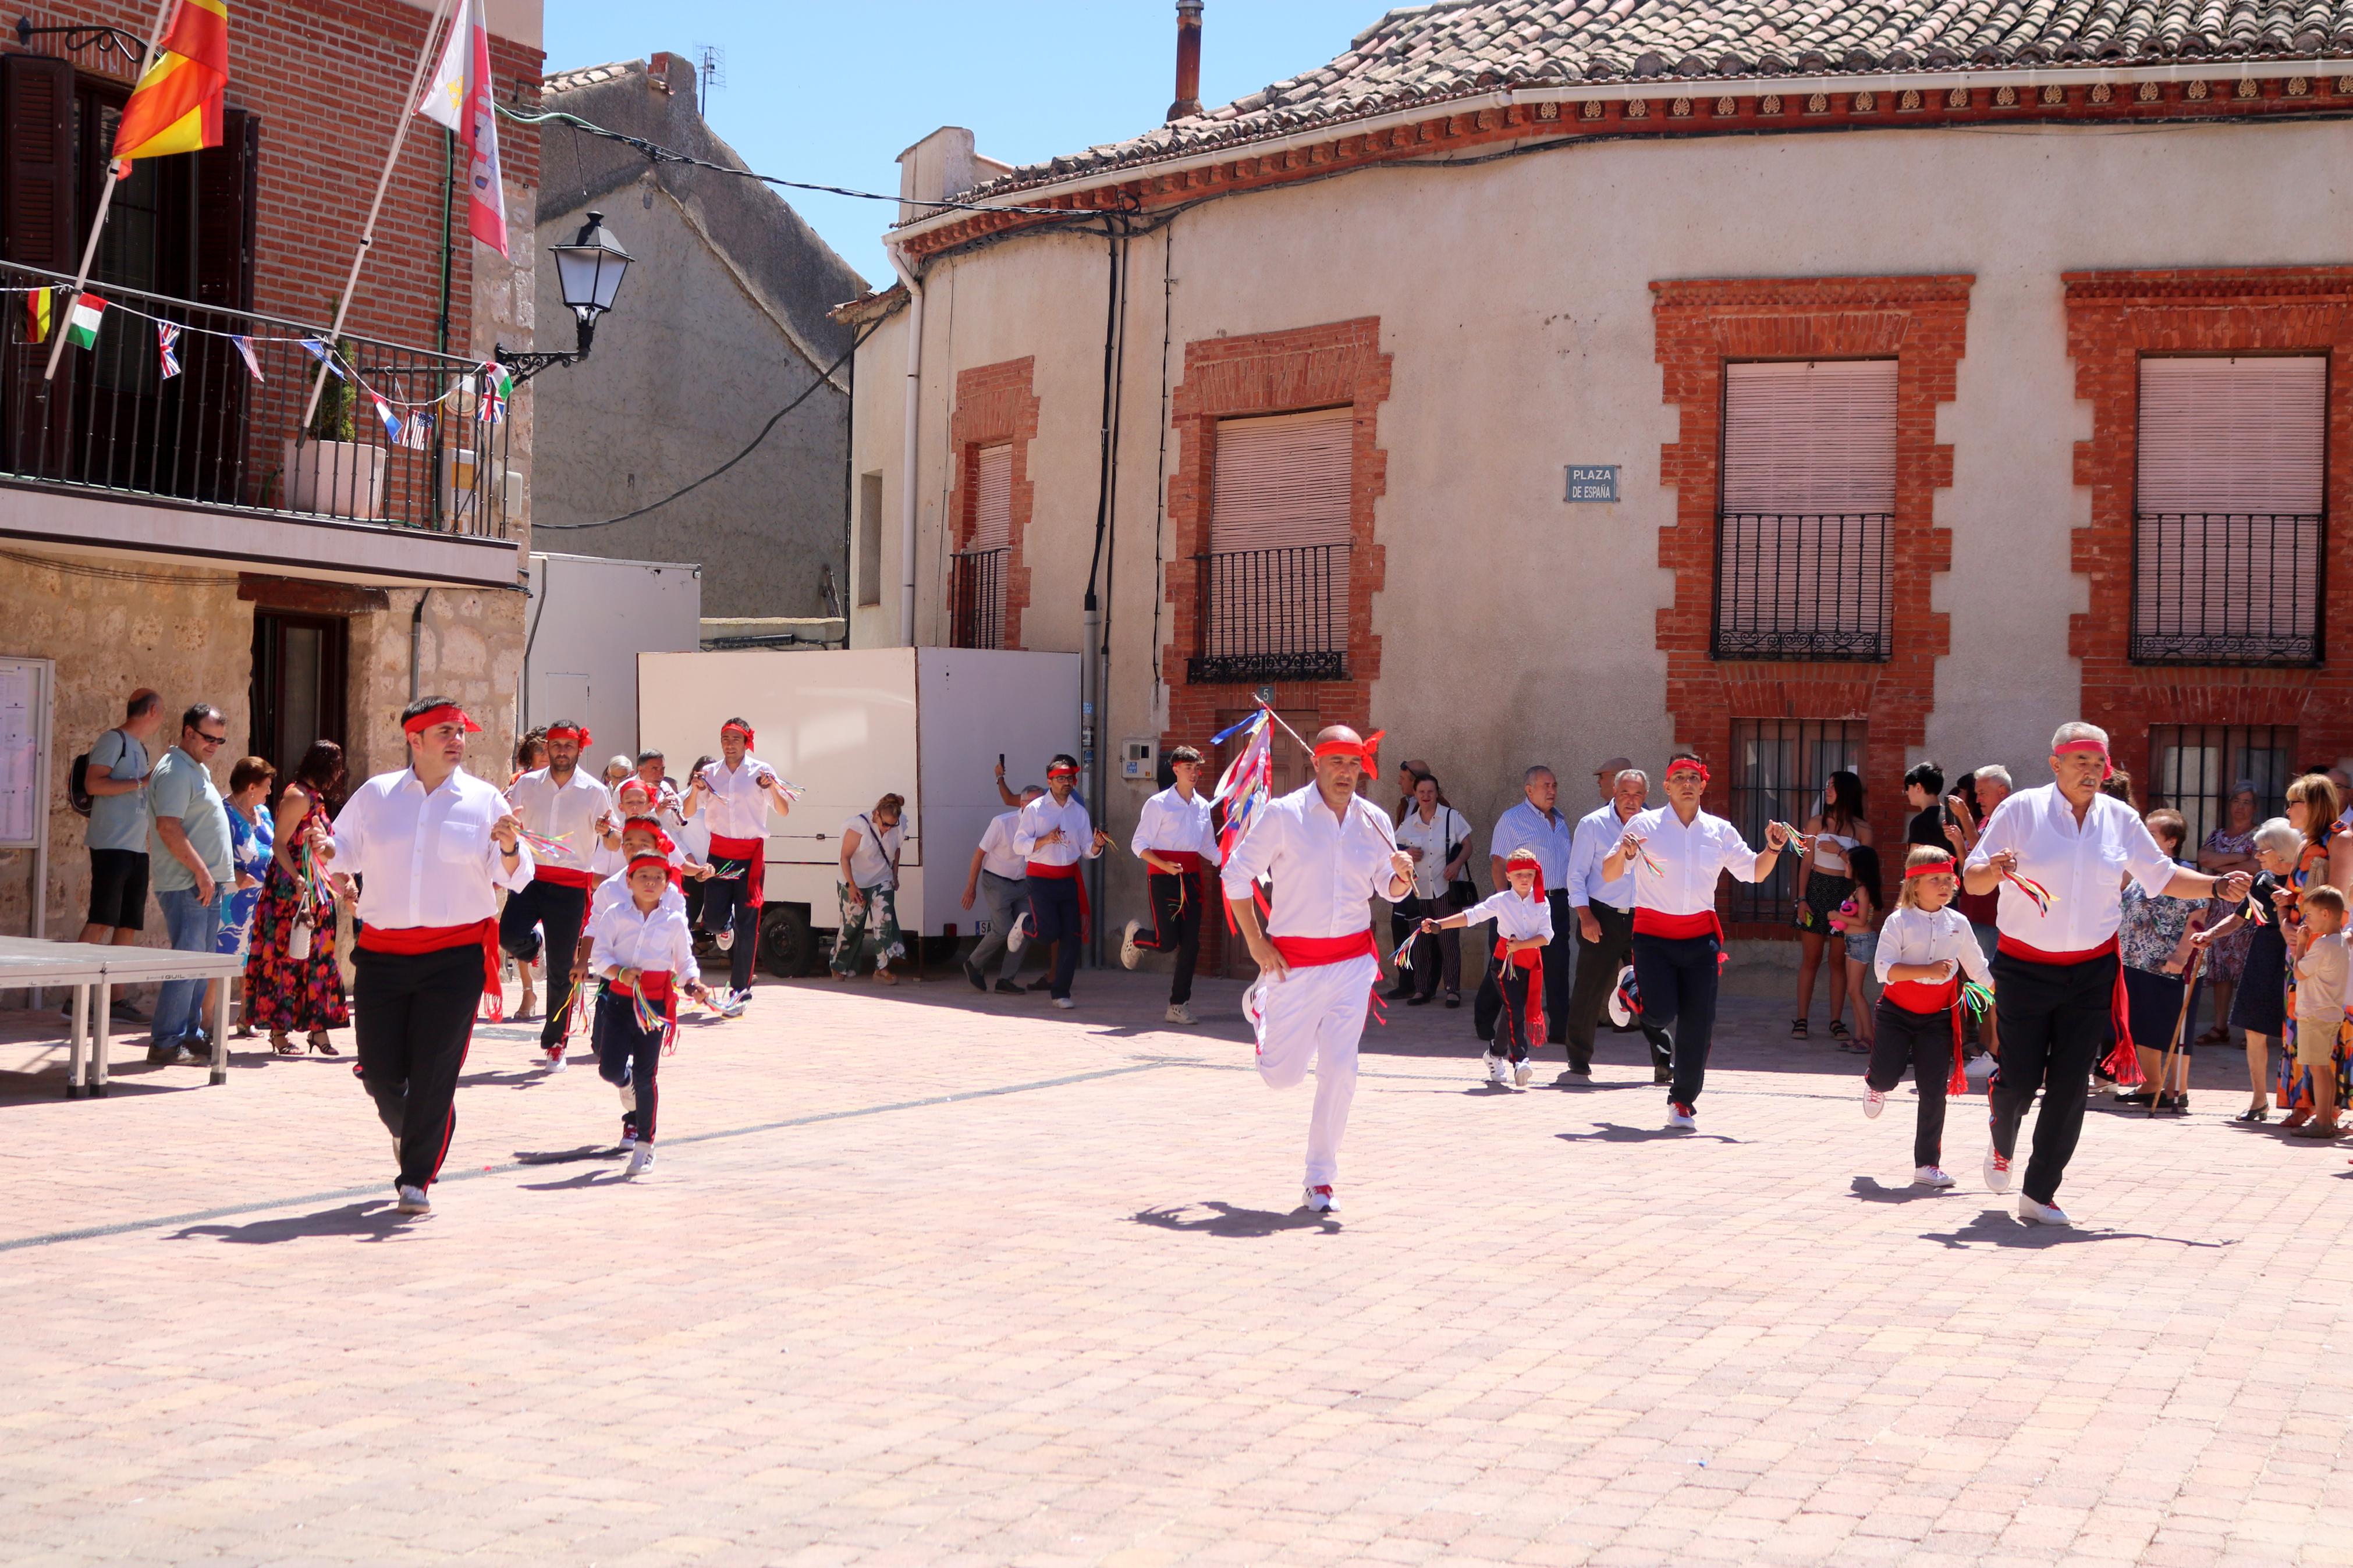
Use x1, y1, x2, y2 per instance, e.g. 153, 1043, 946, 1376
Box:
1252, 952, 1375, 1188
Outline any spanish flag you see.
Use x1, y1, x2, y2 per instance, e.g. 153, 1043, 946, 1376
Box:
111, 0, 229, 162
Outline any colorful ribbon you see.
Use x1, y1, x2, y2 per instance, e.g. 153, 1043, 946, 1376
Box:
2002, 870, 2056, 916
1961, 980, 1996, 1018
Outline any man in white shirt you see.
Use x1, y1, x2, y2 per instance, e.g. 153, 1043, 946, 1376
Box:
1014, 753, 1112, 1008
1225, 725, 1415, 1214
501, 719, 612, 1064
322, 696, 531, 1217
1122, 743, 1218, 1025
1965, 721, 2251, 1225
964, 784, 1044, 994
682, 716, 797, 1004
1563, 763, 1673, 1085
1490, 765, 1577, 1053
1603, 752, 1790, 1131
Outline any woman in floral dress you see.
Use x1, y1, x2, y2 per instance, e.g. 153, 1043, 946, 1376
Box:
2277, 774, 2353, 1127
245, 741, 350, 1054
2195, 784, 2261, 1044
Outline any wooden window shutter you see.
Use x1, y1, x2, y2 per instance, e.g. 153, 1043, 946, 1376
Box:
193, 108, 258, 311
2133, 356, 2326, 662
971, 442, 1012, 550
0, 52, 76, 271
1209, 407, 1352, 552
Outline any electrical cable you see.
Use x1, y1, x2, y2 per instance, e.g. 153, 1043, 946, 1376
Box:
533, 320, 878, 531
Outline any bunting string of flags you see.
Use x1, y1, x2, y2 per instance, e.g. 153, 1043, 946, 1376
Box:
156, 321, 182, 381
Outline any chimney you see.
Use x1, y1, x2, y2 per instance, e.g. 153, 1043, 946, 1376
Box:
1166, 0, 1203, 123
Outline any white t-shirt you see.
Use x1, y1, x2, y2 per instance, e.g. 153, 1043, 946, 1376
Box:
977, 811, 1027, 880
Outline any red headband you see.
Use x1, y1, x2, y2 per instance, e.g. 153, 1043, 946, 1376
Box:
545, 724, 591, 748
1904, 859, 1958, 879
625, 851, 672, 879
1311, 728, 1386, 768
1504, 849, 1546, 899
403, 702, 480, 737
1047, 763, 1079, 778
622, 816, 675, 854
1666, 759, 1709, 784
2054, 738, 2114, 780
722, 722, 754, 745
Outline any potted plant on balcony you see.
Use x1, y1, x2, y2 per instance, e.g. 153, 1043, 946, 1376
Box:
284, 337, 384, 520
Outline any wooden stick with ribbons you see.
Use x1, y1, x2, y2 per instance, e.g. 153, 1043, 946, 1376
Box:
2149, 945, 2207, 1118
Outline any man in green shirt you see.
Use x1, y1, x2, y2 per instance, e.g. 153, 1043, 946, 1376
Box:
147, 704, 234, 1064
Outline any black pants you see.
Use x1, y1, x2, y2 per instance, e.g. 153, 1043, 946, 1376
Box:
498, 878, 590, 1047
1135, 869, 1202, 1005
1028, 874, 1083, 999
1399, 895, 1462, 999
1632, 930, 1720, 1108
1565, 903, 1671, 1073
1541, 889, 1573, 1043
353, 943, 481, 1190
1475, 954, 1537, 1061
1867, 999, 1956, 1169
1988, 950, 2114, 1206
699, 870, 759, 991
595, 988, 663, 1143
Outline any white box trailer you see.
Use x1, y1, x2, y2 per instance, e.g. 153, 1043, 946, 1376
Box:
524, 552, 703, 760
636, 646, 1082, 973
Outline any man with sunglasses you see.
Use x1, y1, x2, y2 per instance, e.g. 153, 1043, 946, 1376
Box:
146, 703, 236, 1065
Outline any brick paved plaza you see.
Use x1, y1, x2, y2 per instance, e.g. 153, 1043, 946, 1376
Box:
5, 963, 2351, 1567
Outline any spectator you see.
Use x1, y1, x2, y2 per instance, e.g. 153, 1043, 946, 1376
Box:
1490, 765, 1575, 1053
2194, 818, 2298, 1122
2289, 885, 2349, 1138
78, 687, 165, 954
1590, 755, 1634, 808
1945, 765, 2011, 1059
205, 756, 276, 1039
1792, 770, 1870, 1041
635, 750, 684, 829
1384, 760, 1434, 989
2195, 783, 2263, 1045
601, 753, 634, 790
2278, 772, 2352, 1129
1835, 844, 1883, 1054
1903, 761, 1951, 849
145, 703, 235, 1065
1393, 772, 1471, 1008
964, 784, 1044, 994
2111, 809, 2203, 1111
246, 741, 350, 1056
678, 753, 716, 934
510, 728, 546, 787
833, 792, 907, 983
2100, 768, 2138, 808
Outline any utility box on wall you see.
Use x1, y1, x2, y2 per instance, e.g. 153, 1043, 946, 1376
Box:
1120, 738, 1157, 783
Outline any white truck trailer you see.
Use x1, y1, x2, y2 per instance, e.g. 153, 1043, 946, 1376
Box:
524, 552, 703, 759
636, 646, 1082, 975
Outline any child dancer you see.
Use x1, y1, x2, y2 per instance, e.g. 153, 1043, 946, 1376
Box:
1830, 845, 1884, 1055
1864, 845, 1990, 1187
1421, 847, 1553, 1088
589, 852, 709, 1175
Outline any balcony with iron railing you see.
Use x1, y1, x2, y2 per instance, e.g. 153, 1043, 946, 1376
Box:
949, 546, 1006, 649
1713, 512, 1893, 662
1187, 542, 1350, 685
2131, 511, 2323, 666
0, 258, 519, 588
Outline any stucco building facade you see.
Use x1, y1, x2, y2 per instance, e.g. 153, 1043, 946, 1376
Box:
842, 1, 2353, 941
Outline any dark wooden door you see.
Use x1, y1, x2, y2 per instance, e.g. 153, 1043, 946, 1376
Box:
250, 611, 349, 782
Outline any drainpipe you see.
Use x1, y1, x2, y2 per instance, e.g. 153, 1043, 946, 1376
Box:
888, 246, 925, 647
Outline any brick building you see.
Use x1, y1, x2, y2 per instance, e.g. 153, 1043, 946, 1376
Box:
842, 0, 2353, 948
0, 0, 544, 940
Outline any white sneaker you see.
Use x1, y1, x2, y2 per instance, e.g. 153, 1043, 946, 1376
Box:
715, 927, 734, 952
1667, 1101, 1697, 1130
1864, 1087, 1886, 1119
1165, 1002, 1197, 1025
1303, 1184, 1338, 1213
1983, 1145, 2013, 1193
2017, 1193, 2070, 1226
395, 1184, 431, 1215
1914, 1165, 1955, 1187
626, 1144, 655, 1178
1484, 1052, 1507, 1086
1052, 995, 1075, 1010
1121, 919, 1143, 970
544, 1048, 567, 1073
716, 989, 747, 1019
1513, 1059, 1534, 1087
1005, 914, 1029, 954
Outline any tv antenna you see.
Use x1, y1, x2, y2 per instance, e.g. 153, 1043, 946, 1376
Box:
693, 44, 726, 116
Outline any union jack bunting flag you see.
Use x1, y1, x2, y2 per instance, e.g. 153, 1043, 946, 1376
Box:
155, 321, 182, 380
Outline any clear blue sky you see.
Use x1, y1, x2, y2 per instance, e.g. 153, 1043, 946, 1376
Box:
541, 0, 1380, 289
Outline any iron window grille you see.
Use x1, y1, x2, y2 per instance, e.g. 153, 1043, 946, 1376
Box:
1187, 542, 1350, 685
949, 546, 1007, 650
2130, 513, 2323, 666
1712, 511, 1894, 660
1727, 719, 1868, 924
2146, 724, 2298, 855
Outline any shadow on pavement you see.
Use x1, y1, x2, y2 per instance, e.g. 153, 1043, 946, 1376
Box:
520, 1169, 634, 1191
1557, 1123, 1742, 1144
168, 1200, 414, 1244
1918, 1209, 2234, 1250
1847, 1176, 1954, 1204
513, 1144, 619, 1166
1131, 1203, 1341, 1238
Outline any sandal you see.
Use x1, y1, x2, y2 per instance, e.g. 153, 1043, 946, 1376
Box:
2234, 1104, 2270, 1123
2196, 1026, 2231, 1046
308, 1030, 339, 1057
1828, 1021, 1850, 1041
1790, 1018, 1809, 1040
271, 1032, 300, 1057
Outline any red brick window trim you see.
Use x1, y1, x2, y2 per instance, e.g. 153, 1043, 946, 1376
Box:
2064, 268, 2353, 785
946, 358, 1039, 650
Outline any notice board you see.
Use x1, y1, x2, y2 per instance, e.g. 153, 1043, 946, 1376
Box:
0, 657, 49, 849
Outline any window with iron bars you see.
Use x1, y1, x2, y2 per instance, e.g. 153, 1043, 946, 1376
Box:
2146, 725, 2298, 856
1727, 719, 1868, 923
949, 547, 1007, 650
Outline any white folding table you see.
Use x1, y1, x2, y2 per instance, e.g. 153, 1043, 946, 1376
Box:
0, 936, 242, 1096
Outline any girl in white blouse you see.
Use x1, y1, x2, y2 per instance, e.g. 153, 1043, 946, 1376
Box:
1421, 848, 1553, 1088
1863, 845, 1992, 1187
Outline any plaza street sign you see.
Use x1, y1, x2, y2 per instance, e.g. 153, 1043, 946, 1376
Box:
1564, 464, 1619, 503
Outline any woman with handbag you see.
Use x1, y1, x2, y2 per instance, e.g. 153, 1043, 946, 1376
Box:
1393, 773, 1472, 1007
246, 741, 351, 1055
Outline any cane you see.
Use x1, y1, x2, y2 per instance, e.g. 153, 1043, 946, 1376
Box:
2149, 945, 2207, 1118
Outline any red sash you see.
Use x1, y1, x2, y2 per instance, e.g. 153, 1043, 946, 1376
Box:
1886, 974, 1969, 1094
358, 918, 505, 1021
534, 864, 601, 891
1634, 907, 1723, 942
1027, 859, 1091, 926
1996, 932, 2139, 1085
710, 834, 765, 906
1496, 938, 1545, 1042
1270, 929, 1378, 968
614, 968, 679, 1049
1155, 850, 1206, 874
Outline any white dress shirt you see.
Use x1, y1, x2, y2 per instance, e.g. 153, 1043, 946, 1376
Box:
842, 812, 903, 888
506, 766, 612, 870
588, 895, 701, 985
1873, 904, 1993, 986
977, 811, 1027, 880
1626, 805, 1768, 916
1967, 783, 2180, 951
327, 766, 534, 930
1131, 784, 1218, 863
1458, 887, 1554, 943
694, 756, 783, 841
1491, 799, 1573, 886
1221, 784, 1400, 939
1567, 801, 1639, 912
1394, 803, 1469, 902
1014, 792, 1102, 868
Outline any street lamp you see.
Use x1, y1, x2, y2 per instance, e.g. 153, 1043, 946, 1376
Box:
495, 210, 633, 383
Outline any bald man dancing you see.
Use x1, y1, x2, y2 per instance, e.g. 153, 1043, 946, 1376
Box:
1225, 724, 1415, 1214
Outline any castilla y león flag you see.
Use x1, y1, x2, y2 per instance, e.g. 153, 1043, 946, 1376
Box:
112, 0, 229, 162
417, 0, 508, 256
